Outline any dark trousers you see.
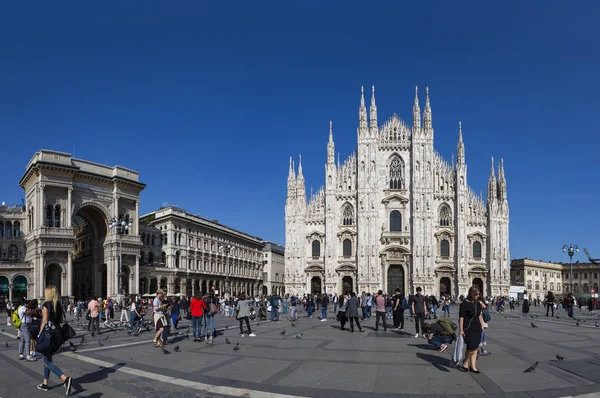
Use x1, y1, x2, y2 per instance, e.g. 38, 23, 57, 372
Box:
239, 316, 252, 334
375, 311, 387, 331
393, 309, 405, 329
88, 316, 100, 335
546, 303, 554, 316
414, 312, 425, 334
349, 317, 362, 331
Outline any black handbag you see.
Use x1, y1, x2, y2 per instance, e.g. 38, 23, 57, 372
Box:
36, 322, 63, 356
61, 322, 76, 341
86, 311, 91, 321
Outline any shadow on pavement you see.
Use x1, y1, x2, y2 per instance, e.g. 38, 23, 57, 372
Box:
72, 362, 127, 396
416, 352, 453, 372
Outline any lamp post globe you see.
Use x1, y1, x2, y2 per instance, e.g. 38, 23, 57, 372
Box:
562, 244, 579, 294
110, 215, 133, 304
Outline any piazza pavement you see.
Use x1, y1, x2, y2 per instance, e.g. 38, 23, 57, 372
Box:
1, 304, 600, 398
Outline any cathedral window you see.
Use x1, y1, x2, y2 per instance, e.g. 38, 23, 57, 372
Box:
45, 205, 53, 227
440, 239, 450, 258
343, 239, 352, 257
54, 205, 61, 228
148, 252, 154, 263
7, 244, 18, 260
439, 205, 451, 227
312, 240, 321, 259
472, 241, 482, 260
13, 221, 20, 237
388, 155, 405, 190
5, 221, 12, 237
175, 251, 181, 267
342, 204, 354, 226
389, 210, 402, 232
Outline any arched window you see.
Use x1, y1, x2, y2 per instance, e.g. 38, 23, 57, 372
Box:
439, 205, 451, 227
7, 244, 18, 259
440, 239, 450, 258
175, 251, 181, 268
557, 283, 561, 292
5, 221, 12, 237
343, 239, 352, 257
148, 252, 154, 263
584, 284, 589, 293
342, 204, 354, 226
535, 281, 540, 291
46, 205, 53, 227
390, 210, 402, 232
161, 251, 167, 263
13, 221, 20, 237
389, 155, 405, 189
312, 240, 320, 259
472, 241, 482, 259
54, 204, 61, 228
140, 250, 146, 263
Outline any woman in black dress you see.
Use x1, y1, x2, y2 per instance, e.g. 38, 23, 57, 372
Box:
458, 285, 485, 373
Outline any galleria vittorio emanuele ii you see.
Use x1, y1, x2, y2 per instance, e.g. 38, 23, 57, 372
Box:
284, 86, 510, 298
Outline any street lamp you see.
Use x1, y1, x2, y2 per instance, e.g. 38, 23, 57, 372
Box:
109, 215, 132, 299
221, 244, 231, 297
562, 244, 579, 294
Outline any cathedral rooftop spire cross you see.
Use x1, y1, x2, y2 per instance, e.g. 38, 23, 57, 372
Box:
370, 85, 378, 132
358, 85, 368, 137
327, 121, 335, 164
413, 86, 421, 131
457, 121, 465, 165
423, 86, 432, 132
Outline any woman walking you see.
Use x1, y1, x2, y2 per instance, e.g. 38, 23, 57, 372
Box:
236, 293, 256, 337
337, 294, 348, 330
37, 285, 73, 394
458, 285, 485, 374
345, 292, 364, 332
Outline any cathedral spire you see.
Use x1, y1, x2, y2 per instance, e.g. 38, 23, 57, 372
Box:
423, 86, 432, 132
358, 86, 368, 138
297, 154, 304, 180
457, 121, 465, 165
487, 156, 497, 204
287, 156, 296, 199
369, 85, 378, 133
498, 158, 507, 200
327, 121, 335, 164
413, 86, 421, 132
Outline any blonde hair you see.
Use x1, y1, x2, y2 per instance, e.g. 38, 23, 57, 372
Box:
45, 285, 60, 314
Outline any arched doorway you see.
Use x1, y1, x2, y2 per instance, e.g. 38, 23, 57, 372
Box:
160, 278, 168, 292
140, 278, 148, 295
46, 264, 62, 294
201, 280, 207, 295
342, 276, 353, 295
387, 265, 405, 296
0, 276, 9, 300
13, 275, 28, 301
440, 277, 451, 297
311, 276, 322, 295
72, 205, 108, 299
472, 278, 484, 294
149, 278, 158, 294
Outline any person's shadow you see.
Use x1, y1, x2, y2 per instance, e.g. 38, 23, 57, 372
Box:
416, 352, 453, 372
69, 362, 127, 395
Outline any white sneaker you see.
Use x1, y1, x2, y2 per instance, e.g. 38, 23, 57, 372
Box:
320, 319, 326, 322
26, 356, 36, 362
19, 354, 24, 360
414, 333, 419, 338
241, 334, 245, 337
249, 333, 256, 337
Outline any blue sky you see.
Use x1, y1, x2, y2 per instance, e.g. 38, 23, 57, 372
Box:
1, 1, 598, 262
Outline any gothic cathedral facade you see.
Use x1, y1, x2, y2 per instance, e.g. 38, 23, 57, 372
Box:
284, 86, 510, 299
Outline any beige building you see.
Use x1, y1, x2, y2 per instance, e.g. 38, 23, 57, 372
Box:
0, 203, 28, 303
262, 242, 285, 296
510, 258, 600, 299
139, 206, 264, 297
0, 149, 266, 302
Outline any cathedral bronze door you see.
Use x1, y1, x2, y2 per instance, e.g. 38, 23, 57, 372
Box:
387, 266, 404, 296
311, 277, 322, 295
440, 277, 451, 297
342, 276, 353, 295
473, 278, 484, 294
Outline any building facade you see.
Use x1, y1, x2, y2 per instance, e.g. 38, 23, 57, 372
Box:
139, 206, 264, 297
0, 203, 29, 304
510, 258, 600, 300
285, 86, 511, 298
262, 242, 285, 296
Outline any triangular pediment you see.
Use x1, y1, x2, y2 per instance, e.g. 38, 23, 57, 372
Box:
434, 228, 455, 238
382, 194, 409, 205
469, 265, 488, 273
467, 231, 486, 239
335, 264, 357, 272
305, 264, 324, 272
337, 228, 357, 237
305, 230, 324, 240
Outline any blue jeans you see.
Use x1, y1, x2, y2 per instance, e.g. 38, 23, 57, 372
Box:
428, 335, 452, 349
271, 306, 279, 321
481, 330, 486, 343
19, 324, 31, 356
362, 306, 368, 320
321, 306, 327, 319
307, 305, 313, 317
43, 354, 64, 380
333, 303, 337, 313
162, 325, 170, 342
129, 313, 137, 331
203, 314, 215, 338
192, 315, 203, 338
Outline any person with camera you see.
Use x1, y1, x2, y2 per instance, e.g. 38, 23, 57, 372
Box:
152, 289, 168, 347
423, 317, 457, 352
16, 297, 36, 362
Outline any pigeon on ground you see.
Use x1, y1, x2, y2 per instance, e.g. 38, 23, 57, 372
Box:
98, 340, 104, 346
556, 316, 560, 319
296, 333, 303, 339
104, 335, 110, 341
236, 342, 239, 347
161, 346, 170, 354
233, 345, 240, 351
479, 348, 491, 356
523, 362, 539, 372
174, 345, 180, 352
279, 330, 286, 335
69, 341, 75, 348
504, 316, 508, 318
556, 354, 566, 362
291, 323, 296, 327
225, 338, 231, 344
576, 321, 580, 326
1, 329, 4, 332
5, 342, 8, 348
531, 322, 538, 328
80, 335, 85, 344
595, 322, 599, 328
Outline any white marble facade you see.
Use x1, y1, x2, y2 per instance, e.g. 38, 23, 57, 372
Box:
285, 86, 510, 298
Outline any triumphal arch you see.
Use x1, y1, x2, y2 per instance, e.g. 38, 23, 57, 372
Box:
19, 150, 145, 299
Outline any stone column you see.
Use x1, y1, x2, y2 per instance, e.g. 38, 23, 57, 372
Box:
135, 255, 140, 294
191, 279, 195, 296
135, 201, 140, 235
67, 188, 72, 228
38, 184, 45, 229
107, 248, 114, 297
8, 284, 13, 303
67, 251, 73, 296
39, 251, 46, 298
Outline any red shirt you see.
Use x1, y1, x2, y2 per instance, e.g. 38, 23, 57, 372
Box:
190, 297, 206, 317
